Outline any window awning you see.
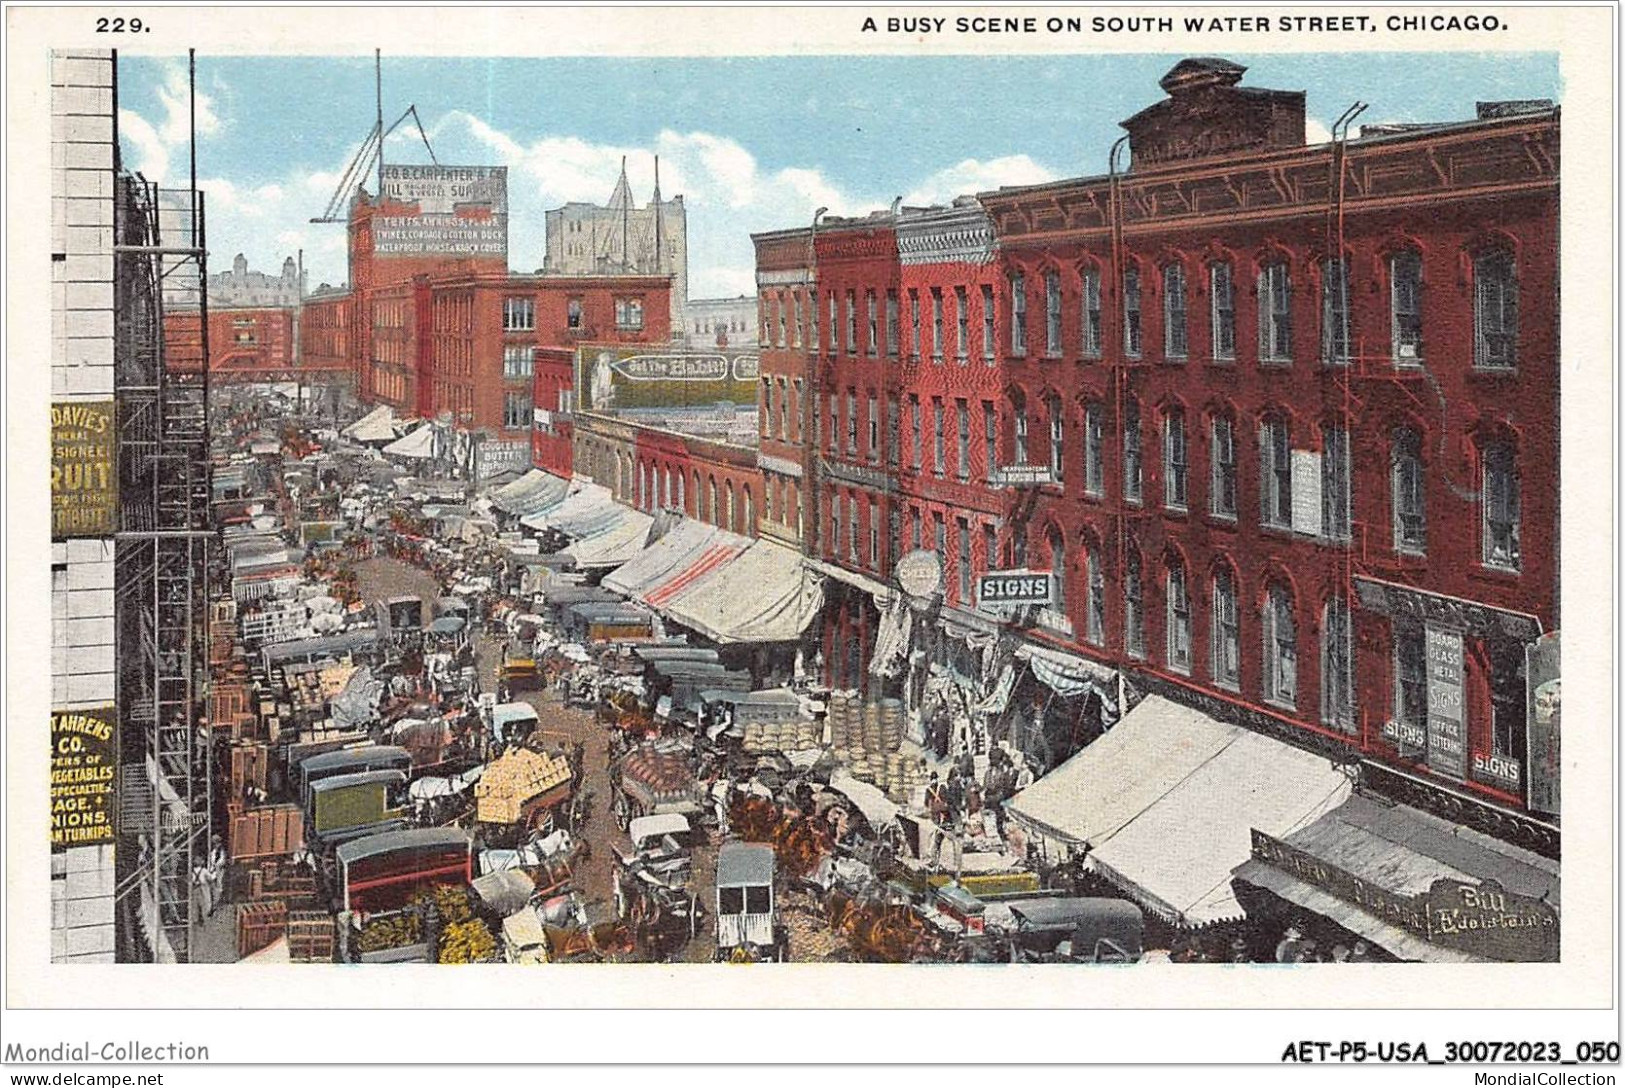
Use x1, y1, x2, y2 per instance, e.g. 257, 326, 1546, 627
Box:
1004, 694, 1351, 926
659, 539, 825, 645
566, 507, 655, 569
602, 519, 719, 599
1231, 792, 1559, 962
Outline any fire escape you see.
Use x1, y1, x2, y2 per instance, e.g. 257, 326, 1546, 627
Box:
112, 162, 214, 961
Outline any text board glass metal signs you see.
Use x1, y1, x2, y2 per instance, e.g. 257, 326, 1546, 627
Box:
1525, 631, 1560, 817
978, 570, 1054, 609
576, 346, 760, 413
1424, 625, 1467, 779
375, 165, 507, 258
51, 401, 116, 539
52, 707, 117, 848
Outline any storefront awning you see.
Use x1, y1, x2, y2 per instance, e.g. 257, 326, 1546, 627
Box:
566, 507, 655, 570
659, 539, 825, 645
519, 481, 611, 534
1004, 694, 1351, 926
602, 519, 719, 599
1017, 642, 1118, 716
488, 469, 571, 517
803, 557, 893, 605
382, 422, 440, 460
641, 532, 751, 610
1231, 792, 1559, 962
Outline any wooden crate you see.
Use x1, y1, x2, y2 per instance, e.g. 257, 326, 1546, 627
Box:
287, 912, 336, 963
236, 900, 288, 959
229, 804, 304, 860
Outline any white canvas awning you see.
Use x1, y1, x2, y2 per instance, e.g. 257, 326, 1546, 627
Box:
826, 770, 900, 831
566, 508, 656, 570
488, 469, 571, 517
602, 519, 719, 599
383, 422, 439, 460
1004, 694, 1351, 926
658, 539, 824, 644
343, 404, 398, 443
520, 482, 611, 533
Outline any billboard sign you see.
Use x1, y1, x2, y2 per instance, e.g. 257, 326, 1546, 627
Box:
51, 401, 116, 539
375, 165, 507, 258
576, 346, 760, 413
1424, 625, 1466, 779
51, 707, 117, 848
978, 570, 1053, 608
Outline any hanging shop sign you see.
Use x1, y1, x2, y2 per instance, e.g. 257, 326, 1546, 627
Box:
1525, 631, 1561, 817
1380, 717, 1427, 753
988, 464, 1054, 488
1424, 625, 1467, 780
977, 570, 1053, 608
1250, 830, 1558, 962
51, 707, 117, 849
51, 400, 116, 539
894, 549, 943, 601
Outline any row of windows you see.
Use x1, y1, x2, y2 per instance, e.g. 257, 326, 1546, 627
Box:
758, 376, 807, 443
786, 249, 1521, 372
502, 391, 532, 430
627, 458, 757, 537
502, 295, 649, 333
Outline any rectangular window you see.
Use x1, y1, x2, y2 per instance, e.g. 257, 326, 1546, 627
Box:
809, 290, 819, 350
1264, 591, 1298, 708
503, 297, 535, 331
934, 513, 946, 568
812, 393, 823, 454
1210, 263, 1235, 360
1166, 567, 1191, 673
1259, 262, 1293, 362
758, 293, 770, 347
1123, 399, 1142, 505
1482, 444, 1522, 570
1210, 417, 1237, 519
885, 289, 899, 358
828, 393, 839, 452
566, 298, 582, 330
848, 495, 860, 562
1163, 411, 1187, 510
909, 290, 921, 359
1048, 397, 1064, 482
1163, 265, 1187, 359
911, 507, 922, 553
957, 519, 972, 604
829, 494, 840, 559
1081, 268, 1102, 358
1260, 419, 1292, 528
1394, 624, 1427, 733
1389, 254, 1422, 362
1321, 257, 1350, 364
1124, 552, 1145, 659
1123, 268, 1143, 358
1211, 572, 1240, 690
955, 286, 969, 361
503, 391, 533, 430
931, 289, 944, 361
503, 344, 535, 379
981, 285, 995, 360
982, 524, 997, 579
869, 499, 880, 567
1009, 273, 1027, 356
1322, 598, 1355, 731
1322, 424, 1351, 541
946, 400, 967, 482
866, 290, 879, 357
867, 394, 879, 462
1392, 429, 1427, 554
982, 401, 997, 479
1044, 271, 1062, 357
793, 379, 804, 442
886, 394, 900, 468
845, 291, 857, 354
1086, 552, 1105, 647
828, 292, 837, 353
932, 398, 945, 477
1084, 403, 1104, 497
846, 391, 858, 455
1014, 401, 1029, 465
909, 395, 921, 471
777, 379, 789, 440
1475, 252, 1519, 369
791, 293, 802, 348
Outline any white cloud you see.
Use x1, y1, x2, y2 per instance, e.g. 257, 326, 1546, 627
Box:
117, 108, 168, 181
903, 154, 1058, 206
1305, 117, 1334, 146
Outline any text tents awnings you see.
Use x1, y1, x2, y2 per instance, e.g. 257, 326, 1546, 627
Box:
602, 519, 719, 598
566, 507, 656, 569
657, 538, 825, 645
1230, 791, 1559, 963
1004, 694, 1351, 926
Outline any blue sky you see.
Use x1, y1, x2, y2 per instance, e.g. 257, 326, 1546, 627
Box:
117, 52, 1560, 298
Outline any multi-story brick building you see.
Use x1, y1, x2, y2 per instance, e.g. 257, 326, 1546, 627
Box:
162, 306, 296, 380
758, 57, 1559, 833
299, 286, 354, 381
750, 227, 816, 551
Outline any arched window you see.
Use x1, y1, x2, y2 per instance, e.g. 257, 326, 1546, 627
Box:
638, 462, 648, 510
1162, 407, 1188, 510
1211, 565, 1240, 691
1481, 440, 1521, 570
1259, 414, 1292, 528
1263, 585, 1298, 709
1122, 396, 1142, 504
1320, 255, 1350, 364
1258, 259, 1293, 362
1080, 265, 1103, 358
1165, 559, 1191, 674
1011, 391, 1029, 465
1123, 548, 1145, 659
1321, 596, 1355, 731
1210, 412, 1237, 519
1046, 526, 1066, 611
678, 471, 687, 514
743, 486, 754, 536
1474, 250, 1518, 370
1162, 263, 1188, 359
1085, 542, 1106, 647
1123, 265, 1143, 358
726, 481, 736, 533
1390, 251, 1424, 363
1321, 421, 1350, 541
765, 479, 776, 524
707, 476, 718, 526
1046, 393, 1064, 482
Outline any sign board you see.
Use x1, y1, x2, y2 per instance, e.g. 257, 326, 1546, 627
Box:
51, 707, 117, 848
989, 464, 1054, 488
1525, 631, 1560, 817
1472, 752, 1522, 793
51, 401, 116, 539
894, 549, 943, 600
1424, 625, 1466, 779
1380, 717, 1427, 752
577, 346, 760, 413
1250, 830, 1558, 962
978, 570, 1053, 608
375, 165, 507, 258
1289, 449, 1322, 536
1353, 576, 1543, 644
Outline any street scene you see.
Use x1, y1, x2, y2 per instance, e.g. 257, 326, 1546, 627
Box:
47, 46, 1563, 968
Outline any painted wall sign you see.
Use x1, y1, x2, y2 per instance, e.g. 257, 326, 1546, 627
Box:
894, 549, 943, 600
1525, 631, 1561, 817
989, 464, 1055, 488
1353, 576, 1543, 644
978, 570, 1054, 607
1381, 717, 1427, 752
51, 707, 117, 848
1250, 830, 1558, 962
1424, 625, 1466, 779
51, 400, 116, 539
578, 346, 759, 412
375, 164, 508, 257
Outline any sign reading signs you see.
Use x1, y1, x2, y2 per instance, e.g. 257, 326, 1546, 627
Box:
894, 549, 943, 601
1525, 631, 1561, 817
51, 707, 117, 848
375, 164, 508, 258
51, 401, 116, 539
1424, 625, 1466, 779
1250, 830, 1558, 962
978, 570, 1053, 608
988, 465, 1054, 488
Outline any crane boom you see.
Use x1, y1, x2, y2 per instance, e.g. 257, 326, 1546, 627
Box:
309, 106, 438, 224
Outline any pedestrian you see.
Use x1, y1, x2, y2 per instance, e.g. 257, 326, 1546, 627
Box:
1274, 924, 1309, 964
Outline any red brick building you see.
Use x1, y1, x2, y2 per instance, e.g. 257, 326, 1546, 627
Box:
751, 227, 816, 550
530, 346, 576, 477
161, 306, 297, 380
760, 58, 1559, 829
299, 288, 355, 382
